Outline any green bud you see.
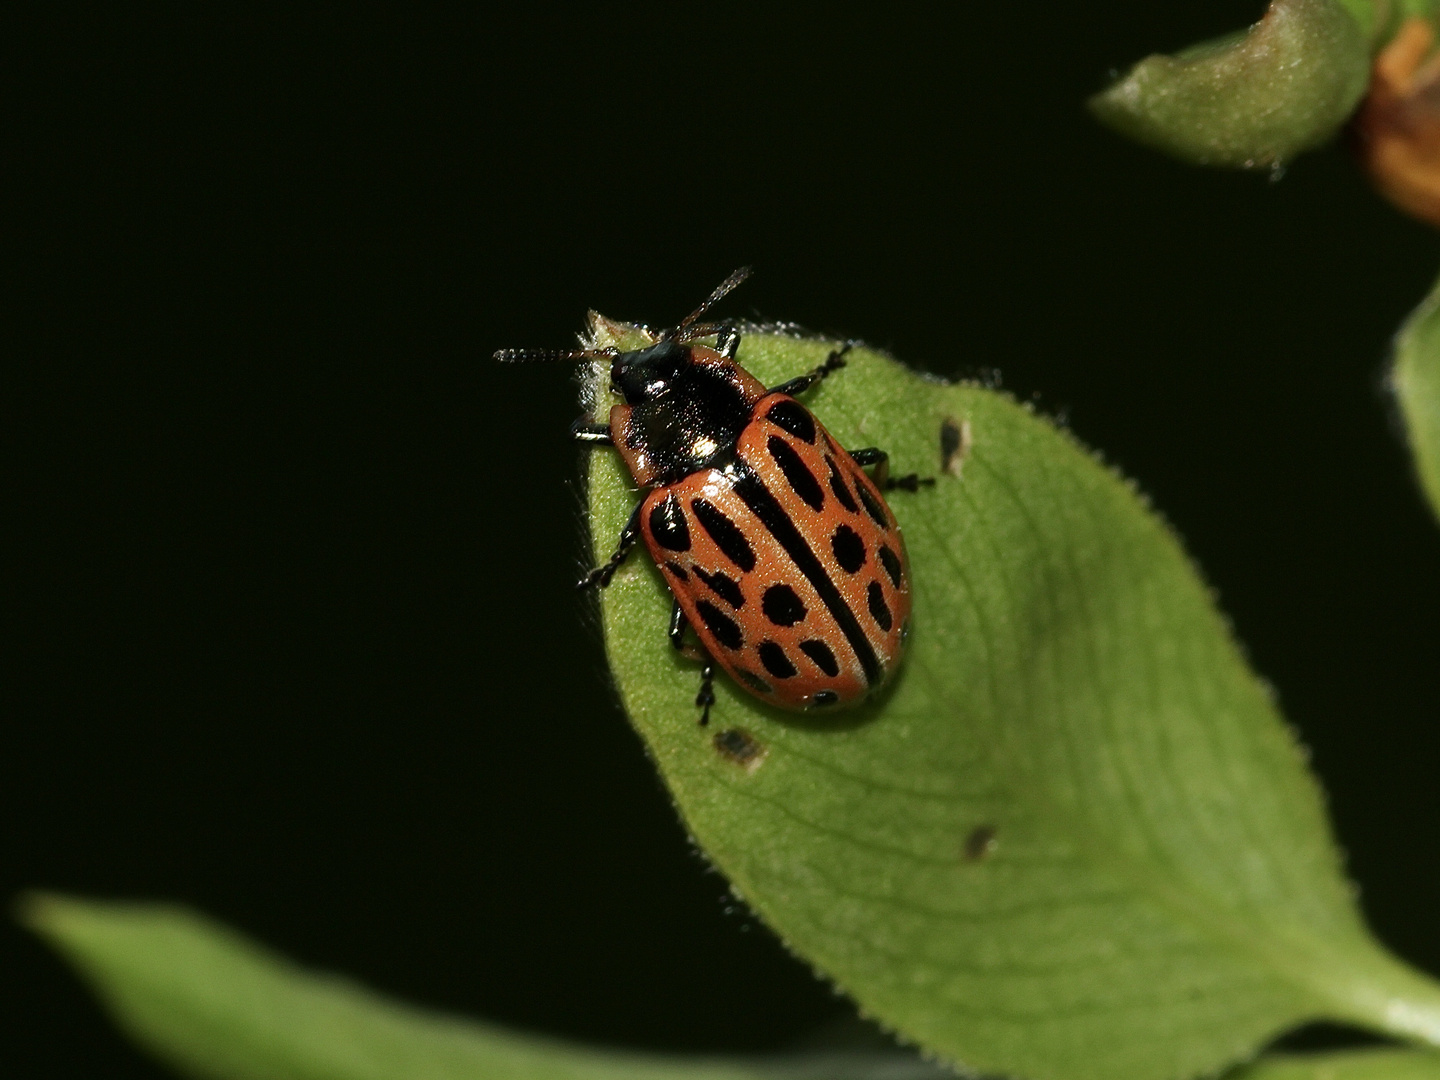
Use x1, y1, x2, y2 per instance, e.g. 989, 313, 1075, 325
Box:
1090, 0, 1370, 169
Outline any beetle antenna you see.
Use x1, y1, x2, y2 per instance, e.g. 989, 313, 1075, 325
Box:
670, 266, 752, 340
494, 347, 619, 364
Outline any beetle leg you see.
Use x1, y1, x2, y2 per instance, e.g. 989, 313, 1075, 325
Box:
668, 601, 708, 661
849, 446, 934, 492
571, 417, 612, 445
577, 501, 642, 590
768, 342, 853, 397
848, 446, 887, 471
886, 473, 935, 492
714, 324, 741, 360
667, 570, 716, 723
696, 661, 717, 726
669, 600, 689, 650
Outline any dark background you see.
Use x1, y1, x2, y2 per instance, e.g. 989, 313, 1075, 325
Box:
6, 4, 1440, 1077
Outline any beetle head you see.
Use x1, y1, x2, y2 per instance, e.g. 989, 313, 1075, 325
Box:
493, 267, 750, 385
611, 340, 689, 404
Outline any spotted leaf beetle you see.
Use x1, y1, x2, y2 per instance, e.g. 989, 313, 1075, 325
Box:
498, 269, 928, 724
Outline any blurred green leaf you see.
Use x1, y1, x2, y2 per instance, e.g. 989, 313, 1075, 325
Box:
29, 892, 1440, 1080
1330, 0, 1423, 48
1393, 271, 1440, 524
1090, 0, 1369, 168
1345, 1, 1440, 46
585, 321, 1440, 1080
1237, 1048, 1440, 1080
23, 893, 952, 1080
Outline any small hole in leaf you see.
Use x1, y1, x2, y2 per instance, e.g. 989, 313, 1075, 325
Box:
713, 728, 767, 772
963, 824, 998, 862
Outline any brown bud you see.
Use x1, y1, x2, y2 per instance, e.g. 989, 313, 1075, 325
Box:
1356, 17, 1440, 227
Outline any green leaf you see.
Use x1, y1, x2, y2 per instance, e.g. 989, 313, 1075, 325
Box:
22, 893, 952, 1080
585, 320, 1440, 1080
1237, 1048, 1440, 1080
1393, 270, 1440, 525
1090, 0, 1370, 169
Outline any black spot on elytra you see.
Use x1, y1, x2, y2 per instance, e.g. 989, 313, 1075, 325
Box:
768, 436, 824, 512
714, 727, 767, 768
694, 566, 744, 609
765, 399, 817, 444
735, 668, 772, 694
690, 499, 755, 572
826, 456, 859, 513
810, 689, 840, 708
762, 584, 807, 627
696, 600, 743, 650
867, 581, 892, 631
830, 524, 866, 574
664, 561, 688, 581
649, 495, 691, 551
758, 641, 797, 679
855, 475, 890, 530
878, 545, 902, 587
799, 639, 840, 677
964, 824, 998, 861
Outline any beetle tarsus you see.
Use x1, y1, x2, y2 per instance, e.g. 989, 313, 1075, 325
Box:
769, 342, 853, 397
885, 473, 935, 492
849, 447, 932, 493
577, 501, 642, 590
696, 662, 716, 726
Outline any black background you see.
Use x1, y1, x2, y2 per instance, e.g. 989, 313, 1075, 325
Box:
6, 5, 1440, 1077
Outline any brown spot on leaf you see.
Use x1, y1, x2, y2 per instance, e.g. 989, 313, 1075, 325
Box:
1356, 17, 1440, 228
940, 416, 972, 476
963, 824, 998, 862
713, 728, 768, 772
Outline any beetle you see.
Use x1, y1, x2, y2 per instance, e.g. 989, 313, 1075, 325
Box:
497, 269, 926, 724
